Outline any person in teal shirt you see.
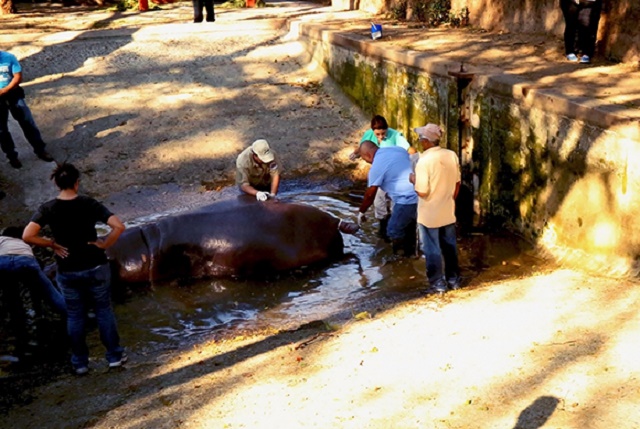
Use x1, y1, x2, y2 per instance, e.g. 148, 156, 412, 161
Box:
350, 115, 414, 159
350, 115, 416, 240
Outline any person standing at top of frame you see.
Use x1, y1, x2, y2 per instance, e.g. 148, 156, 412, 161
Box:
0, 50, 54, 169
560, 0, 603, 64
349, 115, 416, 240
192, 0, 215, 23
22, 163, 126, 375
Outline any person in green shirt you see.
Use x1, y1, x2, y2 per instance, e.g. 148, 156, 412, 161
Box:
350, 115, 416, 240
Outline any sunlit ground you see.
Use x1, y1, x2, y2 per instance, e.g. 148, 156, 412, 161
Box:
72, 269, 639, 429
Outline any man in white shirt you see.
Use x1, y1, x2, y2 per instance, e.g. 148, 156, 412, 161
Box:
0, 227, 66, 313
410, 124, 461, 293
1, 226, 66, 358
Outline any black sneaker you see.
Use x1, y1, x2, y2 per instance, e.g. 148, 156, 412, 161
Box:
35, 150, 54, 162
109, 353, 128, 368
9, 157, 22, 169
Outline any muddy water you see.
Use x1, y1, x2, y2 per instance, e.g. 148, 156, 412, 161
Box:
110, 186, 548, 355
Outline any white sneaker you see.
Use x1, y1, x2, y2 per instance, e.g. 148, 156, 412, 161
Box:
75, 366, 89, 375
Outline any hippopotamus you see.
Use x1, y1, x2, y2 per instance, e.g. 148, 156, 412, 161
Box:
106, 196, 359, 284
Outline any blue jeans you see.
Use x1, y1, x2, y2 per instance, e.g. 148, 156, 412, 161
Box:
56, 264, 123, 368
387, 203, 417, 241
0, 96, 46, 159
418, 223, 460, 290
0, 255, 66, 314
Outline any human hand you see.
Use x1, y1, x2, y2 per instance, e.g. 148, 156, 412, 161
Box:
89, 238, 108, 250
256, 191, 269, 202
357, 211, 366, 226
52, 242, 69, 258
349, 152, 360, 161
268, 193, 276, 199
409, 173, 416, 184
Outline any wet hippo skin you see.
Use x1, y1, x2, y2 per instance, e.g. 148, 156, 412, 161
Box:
107, 195, 350, 284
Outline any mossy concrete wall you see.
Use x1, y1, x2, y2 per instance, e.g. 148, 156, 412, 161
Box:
295, 24, 640, 277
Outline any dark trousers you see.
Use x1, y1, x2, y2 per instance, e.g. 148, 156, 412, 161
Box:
192, 0, 215, 22
0, 94, 46, 160
560, 0, 602, 57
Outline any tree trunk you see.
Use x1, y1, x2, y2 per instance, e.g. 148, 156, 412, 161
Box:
0, 0, 16, 15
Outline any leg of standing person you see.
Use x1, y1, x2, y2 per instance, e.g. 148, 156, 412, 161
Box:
7, 98, 52, 161
89, 264, 124, 366
20, 256, 66, 315
418, 224, 447, 293
387, 203, 417, 256
57, 270, 90, 373
373, 188, 391, 240
560, 0, 579, 60
192, 0, 204, 22
0, 100, 21, 168
440, 223, 461, 289
204, 0, 215, 22
577, 0, 602, 61
0, 264, 28, 357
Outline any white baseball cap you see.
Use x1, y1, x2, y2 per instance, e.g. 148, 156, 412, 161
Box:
251, 139, 275, 163
414, 124, 443, 142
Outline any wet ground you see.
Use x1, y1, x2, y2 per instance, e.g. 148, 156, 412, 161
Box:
0, 184, 548, 392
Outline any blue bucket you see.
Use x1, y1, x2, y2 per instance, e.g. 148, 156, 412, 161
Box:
371, 23, 382, 40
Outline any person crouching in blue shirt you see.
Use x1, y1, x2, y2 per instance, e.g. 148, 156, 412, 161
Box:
356, 141, 418, 256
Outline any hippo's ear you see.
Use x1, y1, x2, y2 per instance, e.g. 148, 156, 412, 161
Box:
338, 220, 359, 235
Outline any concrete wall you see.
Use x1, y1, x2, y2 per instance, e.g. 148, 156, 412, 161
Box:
336, 0, 640, 62
296, 24, 640, 277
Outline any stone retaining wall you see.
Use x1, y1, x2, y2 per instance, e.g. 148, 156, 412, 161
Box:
295, 23, 640, 277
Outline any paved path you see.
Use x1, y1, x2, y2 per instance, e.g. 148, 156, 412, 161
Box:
1, 0, 638, 225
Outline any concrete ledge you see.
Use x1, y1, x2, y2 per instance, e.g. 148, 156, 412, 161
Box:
294, 20, 640, 139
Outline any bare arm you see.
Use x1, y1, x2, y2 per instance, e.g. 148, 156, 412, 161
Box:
0, 72, 22, 97
358, 185, 379, 214
90, 215, 125, 250
453, 181, 461, 200
269, 173, 280, 196
22, 221, 69, 258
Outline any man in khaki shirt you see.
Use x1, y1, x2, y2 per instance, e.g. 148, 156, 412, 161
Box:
410, 123, 461, 294
236, 139, 281, 202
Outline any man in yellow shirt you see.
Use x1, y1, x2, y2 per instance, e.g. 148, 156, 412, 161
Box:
411, 124, 461, 294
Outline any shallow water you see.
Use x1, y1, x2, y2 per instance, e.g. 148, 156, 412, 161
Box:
0, 182, 545, 369
110, 186, 545, 354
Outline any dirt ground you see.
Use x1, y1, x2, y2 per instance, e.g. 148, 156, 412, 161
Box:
1, 2, 640, 428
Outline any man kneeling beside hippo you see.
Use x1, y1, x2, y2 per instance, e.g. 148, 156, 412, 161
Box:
236, 139, 281, 202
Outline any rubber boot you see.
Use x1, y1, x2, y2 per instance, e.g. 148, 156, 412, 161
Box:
391, 239, 405, 256
378, 216, 390, 242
